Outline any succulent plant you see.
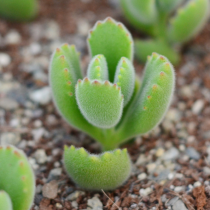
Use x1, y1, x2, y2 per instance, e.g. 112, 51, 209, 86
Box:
119, 0, 210, 64
0, 0, 38, 21
50, 17, 175, 190
0, 145, 35, 210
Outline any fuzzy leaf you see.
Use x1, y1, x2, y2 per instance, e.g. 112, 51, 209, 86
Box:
0, 191, 12, 210
169, 0, 210, 43
0, 0, 37, 21
118, 53, 175, 139
75, 78, 124, 128
87, 54, 108, 81
0, 145, 35, 210
135, 39, 180, 64
50, 44, 101, 139
119, 0, 157, 35
114, 57, 135, 106
157, 0, 184, 12
88, 17, 133, 82
64, 146, 131, 190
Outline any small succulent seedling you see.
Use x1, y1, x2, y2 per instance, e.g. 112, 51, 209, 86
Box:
0, 145, 35, 210
119, 0, 210, 64
0, 0, 38, 21
50, 17, 175, 190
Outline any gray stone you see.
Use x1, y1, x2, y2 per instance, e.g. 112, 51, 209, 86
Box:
162, 147, 180, 160
29, 87, 51, 105
0, 97, 18, 110
0, 53, 11, 67
192, 99, 204, 114
0, 132, 21, 145
42, 180, 58, 199
66, 191, 85, 201
167, 197, 188, 210
186, 147, 200, 160
5, 30, 21, 45
87, 197, 103, 210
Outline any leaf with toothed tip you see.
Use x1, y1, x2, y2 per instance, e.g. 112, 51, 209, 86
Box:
135, 39, 180, 65
50, 44, 102, 141
118, 53, 175, 139
0, 145, 35, 210
0, 191, 12, 210
75, 78, 124, 128
63, 145, 131, 190
168, 0, 210, 43
87, 54, 109, 81
88, 17, 133, 82
114, 57, 135, 106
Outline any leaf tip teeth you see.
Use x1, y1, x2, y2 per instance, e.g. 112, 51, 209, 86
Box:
96, 66, 101, 71
64, 145, 68, 150
147, 55, 151, 60
106, 17, 113, 23
14, 150, 21, 158
56, 48, 60, 53
152, 84, 158, 90
118, 87, 121, 91
21, 176, 26, 181
113, 83, 117, 88
64, 68, 68, 73
97, 21, 102, 26
143, 106, 147, 110
93, 80, 100, 85
19, 161, 24, 167
123, 148, 127, 153
147, 95, 151, 99
160, 72, 165, 77
104, 80, 109, 85
117, 23, 123, 28
6, 146, 11, 150
84, 77, 89, 83
90, 156, 99, 161
126, 33, 129, 37
69, 92, 73, 96
67, 81, 71, 85
89, 30, 93, 34
60, 55, 65, 60
63, 43, 68, 47
152, 52, 158, 57
159, 56, 165, 61
70, 145, 75, 150
115, 149, 121, 155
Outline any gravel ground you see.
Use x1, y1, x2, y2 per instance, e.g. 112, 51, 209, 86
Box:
1, 0, 210, 209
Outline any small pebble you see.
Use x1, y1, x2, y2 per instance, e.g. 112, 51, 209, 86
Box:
42, 180, 58, 199
155, 148, 165, 157
5, 30, 21, 44
139, 187, 152, 196
174, 186, 185, 192
162, 147, 179, 160
192, 99, 204, 114
138, 173, 147, 181
29, 87, 51, 105
87, 197, 103, 210
194, 181, 201, 187
0, 53, 11, 67
66, 191, 85, 201
186, 147, 200, 160
34, 149, 48, 164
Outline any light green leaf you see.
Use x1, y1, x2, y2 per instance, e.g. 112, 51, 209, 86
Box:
169, 0, 210, 43
0, 191, 13, 210
0, 145, 35, 210
88, 17, 133, 82
75, 78, 124, 128
114, 57, 135, 106
64, 146, 131, 190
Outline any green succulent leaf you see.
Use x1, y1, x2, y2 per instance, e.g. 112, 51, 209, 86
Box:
0, 145, 35, 210
156, 0, 184, 12
0, 0, 38, 21
119, 0, 157, 35
0, 191, 13, 210
169, 0, 210, 43
114, 57, 135, 106
75, 78, 124, 128
118, 53, 175, 140
50, 44, 102, 140
87, 54, 108, 81
88, 17, 133, 82
64, 145, 131, 190
135, 39, 180, 65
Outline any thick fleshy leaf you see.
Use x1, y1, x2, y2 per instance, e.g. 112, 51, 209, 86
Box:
88, 17, 133, 82
64, 145, 131, 190
156, 0, 184, 12
0, 145, 35, 210
0, 191, 12, 210
114, 57, 135, 106
135, 39, 180, 65
118, 53, 175, 140
119, 0, 157, 35
169, 0, 210, 43
50, 44, 101, 139
0, 0, 37, 21
76, 78, 124, 128
87, 54, 108, 81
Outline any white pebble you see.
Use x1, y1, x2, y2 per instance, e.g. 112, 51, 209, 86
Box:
0, 53, 11, 67
194, 181, 201, 188
168, 173, 174, 180
5, 30, 21, 44
192, 99, 204, 114
138, 173, 147, 181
